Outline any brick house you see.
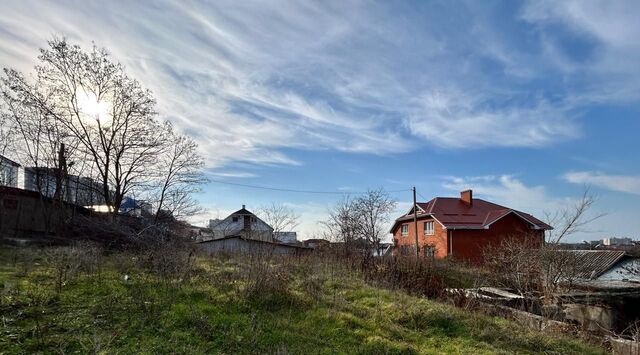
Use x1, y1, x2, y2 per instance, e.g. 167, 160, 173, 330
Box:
390, 190, 552, 262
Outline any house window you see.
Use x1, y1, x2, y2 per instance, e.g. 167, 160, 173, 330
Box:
424, 221, 434, 235
424, 245, 436, 258
401, 224, 409, 236
232, 216, 238, 222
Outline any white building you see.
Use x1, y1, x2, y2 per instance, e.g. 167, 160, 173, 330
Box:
208, 205, 274, 242
602, 237, 634, 246
0, 155, 20, 188
273, 231, 298, 244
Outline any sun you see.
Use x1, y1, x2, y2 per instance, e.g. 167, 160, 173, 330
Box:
76, 90, 110, 124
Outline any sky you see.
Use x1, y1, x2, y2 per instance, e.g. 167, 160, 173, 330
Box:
1, 0, 639, 242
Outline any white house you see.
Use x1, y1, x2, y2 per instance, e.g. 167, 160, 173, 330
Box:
208, 205, 274, 242
273, 231, 298, 244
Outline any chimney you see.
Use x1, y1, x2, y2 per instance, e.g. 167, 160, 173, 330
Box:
460, 189, 473, 205
242, 204, 246, 209
243, 215, 251, 232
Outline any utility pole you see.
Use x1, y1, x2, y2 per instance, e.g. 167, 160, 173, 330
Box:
413, 186, 419, 258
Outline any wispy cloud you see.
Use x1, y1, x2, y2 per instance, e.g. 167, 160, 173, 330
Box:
1, 0, 614, 171
563, 171, 640, 195
520, 0, 640, 102
442, 175, 570, 217
407, 89, 579, 148
207, 171, 257, 179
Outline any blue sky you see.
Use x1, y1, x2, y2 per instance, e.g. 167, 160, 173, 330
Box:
1, 0, 639, 241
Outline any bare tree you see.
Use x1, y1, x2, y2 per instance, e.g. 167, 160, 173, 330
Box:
322, 196, 360, 245
2, 38, 165, 217
151, 123, 205, 222
1, 71, 68, 193
540, 188, 605, 295
544, 188, 605, 244
353, 188, 397, 254
0, 79, 74, 235
482, 188, 605, 306
0, 107, 17, 186
322, 189, 396, 257
257, 203, 300, 235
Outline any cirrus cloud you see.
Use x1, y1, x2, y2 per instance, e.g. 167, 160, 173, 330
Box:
563, 171, 640, 196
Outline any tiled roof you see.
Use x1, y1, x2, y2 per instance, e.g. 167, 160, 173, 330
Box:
392, 196, 553, 232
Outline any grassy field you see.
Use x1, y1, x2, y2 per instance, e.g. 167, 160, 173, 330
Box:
0, 246, 605, 354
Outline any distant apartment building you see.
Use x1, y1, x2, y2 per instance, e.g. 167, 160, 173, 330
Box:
602, 237, 634, 246
0, 155, 20, 188
23, 167, 107, 206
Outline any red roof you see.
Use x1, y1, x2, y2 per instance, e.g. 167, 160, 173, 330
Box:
392, 196, 553, 232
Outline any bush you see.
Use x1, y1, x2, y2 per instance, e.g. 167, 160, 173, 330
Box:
44, 241, 103, 292
135, 237, 195, 283
241, 253, 294, 307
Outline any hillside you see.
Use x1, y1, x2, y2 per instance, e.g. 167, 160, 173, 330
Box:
0, 246, 604, 354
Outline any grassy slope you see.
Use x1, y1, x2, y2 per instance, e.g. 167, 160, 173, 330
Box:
0, 249, 604, 355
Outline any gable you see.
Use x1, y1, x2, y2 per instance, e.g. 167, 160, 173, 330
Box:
405, 204, 426, 216
484, 211, 537, 233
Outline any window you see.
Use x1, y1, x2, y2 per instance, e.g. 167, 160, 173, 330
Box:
232, 216, 238, 222
401, 224, 409, 236
424, 245, 436, 258
424, 221, 434, 235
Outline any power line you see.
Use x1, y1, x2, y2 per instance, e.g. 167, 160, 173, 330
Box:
417, 191, 430, 201
208, 178, 411, 195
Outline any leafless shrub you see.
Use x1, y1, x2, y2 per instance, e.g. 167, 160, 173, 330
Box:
236, 252, 295, 307
360, 256, 449, 298
292, 255, 328, 302
10, 248, 39, 277
137, 237, 195, 283
483, 237, 542, 296
44, 241, 104, 292
110, 251, 139, 276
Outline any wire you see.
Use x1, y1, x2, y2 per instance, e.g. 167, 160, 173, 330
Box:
417, 191, 430, 201
208, 178, 411, 195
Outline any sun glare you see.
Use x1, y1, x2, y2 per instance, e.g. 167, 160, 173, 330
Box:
77, 90, 110, 124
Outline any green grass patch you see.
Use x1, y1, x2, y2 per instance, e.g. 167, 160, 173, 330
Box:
0, 247, 604, 354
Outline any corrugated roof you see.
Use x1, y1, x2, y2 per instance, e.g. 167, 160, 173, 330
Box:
391, 196, 552, 232
551, 250, 628, 279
